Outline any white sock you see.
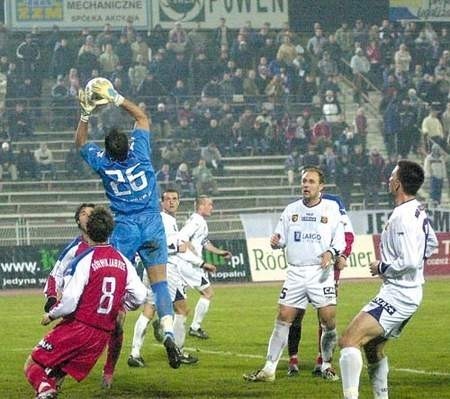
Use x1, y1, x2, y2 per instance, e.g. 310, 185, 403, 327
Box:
368, 357, 389, 399
190, 297, 210, 331
174, 314, 187, 349
340, 347, 363, 399
320, 327, 337, 370
160, 314, 174, 336
131, 313, 149, 358
263, 319, 291, 375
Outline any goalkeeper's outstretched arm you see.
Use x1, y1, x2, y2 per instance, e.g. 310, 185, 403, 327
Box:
90, 78, 151, 131
120, 98, 150, 131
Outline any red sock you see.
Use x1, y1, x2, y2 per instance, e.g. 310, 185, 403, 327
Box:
289, 355, 298, 365
103, 329, 123, 376
25, 361, 56, 394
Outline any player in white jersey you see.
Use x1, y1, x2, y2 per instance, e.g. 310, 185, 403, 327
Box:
287, 193, 355, 377
244, 166, 346, 383
177, 195, 232, 339
128, 189, 198, 367
339, 160, 438, 399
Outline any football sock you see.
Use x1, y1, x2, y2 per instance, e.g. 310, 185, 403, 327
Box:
263, 319, 291, 375
174, 314, 187, 348
340, 347, 363, 399
103, 325, 123, 376
317, 322, 323, 358
160, 315, 175, 337
320, 327, 337, 369
287, 312, 302, 357
368, 357, 389, 399
131, 313, 149, 358
190, 297, 210, 331
151, 280, 174, 319
25, 361, 56, 393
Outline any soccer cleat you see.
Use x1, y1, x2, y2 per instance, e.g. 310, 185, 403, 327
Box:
163, 335, 182, 369
101, 373, 113, 389
312, 363, 322, 377
189, 327, 209, 339
180, 351, 198, 364
322, 367, 340, 381
152, 319, 164, 343
127, 355, 145, 368
35, 388, 57, 399
287, 363, 299, 377
243, 369, 275, 382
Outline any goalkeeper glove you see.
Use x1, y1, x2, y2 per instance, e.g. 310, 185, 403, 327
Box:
44, 296, 57, 312
78, 89, 96, 122
91, 79, 124, 107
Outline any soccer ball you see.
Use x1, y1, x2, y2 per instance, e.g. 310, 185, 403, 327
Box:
85, 77, 113, 106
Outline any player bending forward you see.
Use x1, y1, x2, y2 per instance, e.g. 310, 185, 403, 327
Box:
24, 206, 146, 399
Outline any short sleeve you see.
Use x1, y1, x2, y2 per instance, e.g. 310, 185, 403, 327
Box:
79, 142, 105, 172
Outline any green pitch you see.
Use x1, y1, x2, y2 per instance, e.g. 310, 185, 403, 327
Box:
1, 279, 449, 398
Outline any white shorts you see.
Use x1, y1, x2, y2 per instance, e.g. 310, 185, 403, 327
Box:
278, 265, 336, 310
142, 261, 187, 304
177, 258, 211, 292
362, 283, 422, 339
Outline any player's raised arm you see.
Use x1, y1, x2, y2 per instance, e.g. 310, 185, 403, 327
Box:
90, 78, 150, 131
75, 89, 95, 149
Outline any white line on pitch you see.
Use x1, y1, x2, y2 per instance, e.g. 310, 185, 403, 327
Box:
155, 345, 450, 377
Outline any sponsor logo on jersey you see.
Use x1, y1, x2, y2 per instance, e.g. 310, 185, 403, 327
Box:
301, 216, 317, 221
372, 297, 396, 315
323, 286, 336, 295
293, 232, 322, 242
38, 339, 53, 352
320, 216, 328, 223
291, 214, 298, 222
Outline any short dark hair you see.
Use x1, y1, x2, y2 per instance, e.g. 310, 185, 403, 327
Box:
105, 128, 129, 161
86, 206, 114, 243
301, 166, 325, 184
161, 188, 180, 201
74, 203, 95, 225
397, 160, 424, 195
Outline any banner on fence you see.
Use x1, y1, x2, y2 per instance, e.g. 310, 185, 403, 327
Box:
205, 239, 251, 282
151, 0, 289, 29
390, 0, 450, 21
0, 246, 59, 289
5, 0, 149, 30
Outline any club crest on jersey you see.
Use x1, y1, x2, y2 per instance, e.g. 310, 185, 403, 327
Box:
291, 214, 298, 222
320, 216, 328, 223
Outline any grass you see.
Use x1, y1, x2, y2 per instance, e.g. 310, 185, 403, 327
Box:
1, 279, 449, 398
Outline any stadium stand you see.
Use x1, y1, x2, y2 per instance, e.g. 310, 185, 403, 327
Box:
0, 18, 448, 245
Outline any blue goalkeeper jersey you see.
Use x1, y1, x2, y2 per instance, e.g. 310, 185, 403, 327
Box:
80, 128, 160, 215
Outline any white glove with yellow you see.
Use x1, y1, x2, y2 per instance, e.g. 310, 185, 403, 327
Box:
86, 77, 124, 107
78, 89, 96, 122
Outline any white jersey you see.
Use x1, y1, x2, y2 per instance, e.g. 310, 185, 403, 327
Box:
177, 212, 208, 267
378, 199, 438, 288
274, 196, 346, 266
161, 211, 182, 263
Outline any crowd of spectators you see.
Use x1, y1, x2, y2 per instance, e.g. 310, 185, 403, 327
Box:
0, 17, 448, 205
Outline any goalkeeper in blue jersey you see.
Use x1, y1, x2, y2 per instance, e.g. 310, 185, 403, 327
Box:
75, 78, 181, 384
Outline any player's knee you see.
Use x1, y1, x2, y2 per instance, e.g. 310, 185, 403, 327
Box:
201, 287, 213, 299
24, 355, 33, 374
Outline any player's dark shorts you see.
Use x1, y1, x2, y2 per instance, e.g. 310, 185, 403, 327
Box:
111, 212, 168, 268
31, 319, 110, 382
